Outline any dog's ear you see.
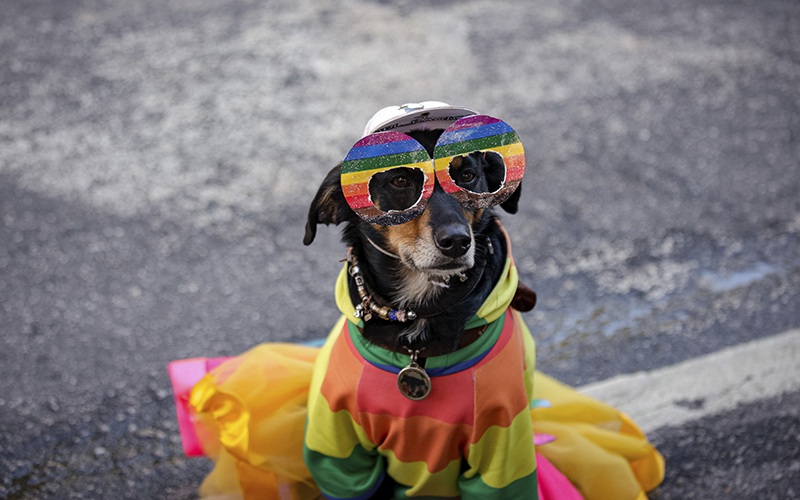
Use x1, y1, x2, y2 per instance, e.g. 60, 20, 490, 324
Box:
511, 280, 537, 312
304, 164, 351, 245
499, 182, 522, 214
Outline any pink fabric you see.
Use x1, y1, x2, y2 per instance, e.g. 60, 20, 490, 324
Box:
536, 452, 585, 500
167, 357, 233, 457
534, 433, 557, 446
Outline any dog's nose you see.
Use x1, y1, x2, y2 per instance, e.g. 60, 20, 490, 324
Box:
434, 225, 472, 258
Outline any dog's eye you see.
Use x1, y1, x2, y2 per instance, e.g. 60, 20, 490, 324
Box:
460, 172, 475, 183
391, 176, 409, 188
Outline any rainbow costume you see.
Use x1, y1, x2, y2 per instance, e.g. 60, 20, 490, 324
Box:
168, 245, 665, 500
304, 260, 538, 499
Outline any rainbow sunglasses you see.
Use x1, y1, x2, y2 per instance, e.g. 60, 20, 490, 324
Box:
340, 115, 525, 226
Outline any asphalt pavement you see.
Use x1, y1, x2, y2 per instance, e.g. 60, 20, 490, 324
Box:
1, 0, 799, 498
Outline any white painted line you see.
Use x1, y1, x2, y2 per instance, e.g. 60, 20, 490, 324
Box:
577, 329, 800, 433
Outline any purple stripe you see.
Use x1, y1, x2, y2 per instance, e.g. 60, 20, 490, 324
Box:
436, 119, 515, 147
443, 114, 502, 132
356, 131, 414, 147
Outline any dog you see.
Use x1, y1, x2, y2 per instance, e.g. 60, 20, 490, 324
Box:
301, 103, 538, 500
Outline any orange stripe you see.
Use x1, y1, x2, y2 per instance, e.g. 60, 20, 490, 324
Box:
320, 324, 365, 426
471, 313, 530, 443
342, 181, 370, 197
503, 154, 525, 175
364, 413, 470, 473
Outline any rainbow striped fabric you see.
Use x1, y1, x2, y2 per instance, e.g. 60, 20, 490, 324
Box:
304, 252, 539, 499
340, 131, 435, 224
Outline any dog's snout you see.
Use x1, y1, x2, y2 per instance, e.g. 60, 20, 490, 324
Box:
434, 225, 472, 258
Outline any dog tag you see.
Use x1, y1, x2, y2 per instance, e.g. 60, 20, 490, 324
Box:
397, 350, 431, 401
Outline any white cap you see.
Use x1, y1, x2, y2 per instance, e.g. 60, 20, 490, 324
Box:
362, 101, 479, 137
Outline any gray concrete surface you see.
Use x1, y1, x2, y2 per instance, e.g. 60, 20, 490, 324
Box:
1, 0, 799, 498
580, 329, 800, 434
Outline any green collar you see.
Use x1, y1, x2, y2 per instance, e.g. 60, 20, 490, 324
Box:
346, 311, 508, 374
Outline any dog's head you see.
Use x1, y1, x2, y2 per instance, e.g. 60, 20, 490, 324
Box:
303, 106, 526, 352
303, 129, 521, 277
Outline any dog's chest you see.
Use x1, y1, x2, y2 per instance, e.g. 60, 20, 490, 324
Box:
318, 312, 530, 462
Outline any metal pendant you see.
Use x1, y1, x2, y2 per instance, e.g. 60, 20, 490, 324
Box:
397, 350, 431, 401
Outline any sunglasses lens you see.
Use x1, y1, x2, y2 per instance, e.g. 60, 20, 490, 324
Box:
368, 167, 426, 213
433, 115, 525, 209
341, 131, 435, 225
446, 150, 506, 194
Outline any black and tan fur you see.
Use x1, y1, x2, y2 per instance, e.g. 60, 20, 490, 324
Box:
303, 129, 526, 355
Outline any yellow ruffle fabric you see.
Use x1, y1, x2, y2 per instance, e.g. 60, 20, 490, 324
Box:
188, 341, 664, 500
531, 373, 664, 500
190, 343, 320, 500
